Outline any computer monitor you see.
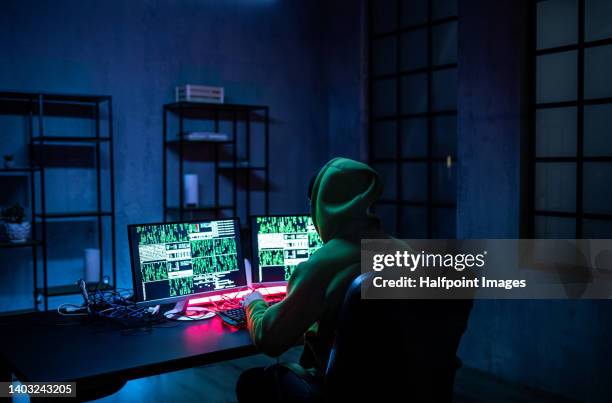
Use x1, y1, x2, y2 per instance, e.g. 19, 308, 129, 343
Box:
128, 218, 246, 306
250, 215, 324, 283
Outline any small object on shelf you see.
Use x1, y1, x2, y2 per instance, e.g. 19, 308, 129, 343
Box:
3, 155, 15, 169
219, 160, 250, 169
181, 131, 230, 142
84, 248, 100, 283
1, 202, 30, 243
175, 84, 224, 104
183, 174, 199, 207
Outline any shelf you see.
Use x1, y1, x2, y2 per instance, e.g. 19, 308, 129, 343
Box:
31, 136, 110, 143
0, 91, 110, 103
36, 211, 112, 219
0, 93, 110, 117
0, 240, 42, 249
38, 281, 113, 297
165, 102, 267, 112
0, 167, 40, 174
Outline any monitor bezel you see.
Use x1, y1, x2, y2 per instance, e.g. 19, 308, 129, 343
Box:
128, 217, 247, 306
249, 213, 315, 284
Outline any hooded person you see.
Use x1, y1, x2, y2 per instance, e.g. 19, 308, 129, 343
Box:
247, 157, 386, 362
235, 157, 388, 401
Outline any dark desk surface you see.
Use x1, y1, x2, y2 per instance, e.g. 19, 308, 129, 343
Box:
0, 311, 257, 383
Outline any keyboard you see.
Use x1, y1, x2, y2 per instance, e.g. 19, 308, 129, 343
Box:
217, 299, 282, 328
217, 307, 247, 328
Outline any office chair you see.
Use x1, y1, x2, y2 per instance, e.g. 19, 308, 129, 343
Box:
263, 272, 473, 402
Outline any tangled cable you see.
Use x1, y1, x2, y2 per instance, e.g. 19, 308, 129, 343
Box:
57, 280, 168, 332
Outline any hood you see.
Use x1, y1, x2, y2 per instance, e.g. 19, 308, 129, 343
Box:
310, 157, 383, 243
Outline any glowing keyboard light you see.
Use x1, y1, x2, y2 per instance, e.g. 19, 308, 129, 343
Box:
187, 285, 287, 306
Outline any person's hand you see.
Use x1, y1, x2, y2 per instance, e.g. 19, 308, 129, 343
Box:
242, 290, 264, 308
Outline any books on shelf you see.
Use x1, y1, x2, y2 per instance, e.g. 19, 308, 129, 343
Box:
175, 84, 224, 104
181, 132, 231, 142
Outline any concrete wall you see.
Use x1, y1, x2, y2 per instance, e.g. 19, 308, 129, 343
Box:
320, 0, 368, 161
0, 0, 365, 310
456, 1, 612, 401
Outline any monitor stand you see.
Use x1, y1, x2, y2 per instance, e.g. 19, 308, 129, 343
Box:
163, 298, 215, 321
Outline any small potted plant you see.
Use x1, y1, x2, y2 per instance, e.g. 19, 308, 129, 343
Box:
1, 203, 30, 243
3, 155, 15, 169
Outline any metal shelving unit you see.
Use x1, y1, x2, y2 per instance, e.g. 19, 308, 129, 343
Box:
0, 91, 116, 310
162, 102, 270, 226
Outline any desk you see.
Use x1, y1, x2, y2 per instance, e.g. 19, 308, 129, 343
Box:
0, 310, 257, 387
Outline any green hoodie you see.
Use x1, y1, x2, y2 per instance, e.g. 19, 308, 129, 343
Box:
245, 157, 386, 372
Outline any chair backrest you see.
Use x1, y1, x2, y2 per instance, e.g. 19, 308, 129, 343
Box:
324, 272, 473, 402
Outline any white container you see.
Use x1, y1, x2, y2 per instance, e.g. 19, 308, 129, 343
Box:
175, 85, 224, 104
183, 174, 199, 207
5, 222, 30, 243
84, 248, 100, 283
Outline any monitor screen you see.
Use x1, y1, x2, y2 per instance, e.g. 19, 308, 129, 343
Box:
251, 215, 324, 283
128, 219, 246, 304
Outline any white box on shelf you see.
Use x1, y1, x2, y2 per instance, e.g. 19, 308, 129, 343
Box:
182, 131, 230, 142
175, 84, 224, 104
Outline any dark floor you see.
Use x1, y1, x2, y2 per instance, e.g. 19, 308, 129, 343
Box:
452, 366, 577, 403
92, 347, 303, 403
90, 347, 575, 403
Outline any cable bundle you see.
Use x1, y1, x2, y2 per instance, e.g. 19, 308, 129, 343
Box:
57, 279, 166, 330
